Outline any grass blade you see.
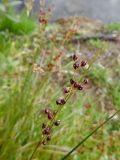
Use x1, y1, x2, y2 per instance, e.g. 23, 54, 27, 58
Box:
61, 109, 120, 160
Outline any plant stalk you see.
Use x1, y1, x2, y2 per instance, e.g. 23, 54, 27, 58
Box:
28, 49, 103, 160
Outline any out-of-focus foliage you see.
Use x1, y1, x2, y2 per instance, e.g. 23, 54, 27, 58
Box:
0, 3, 120, 160
106, 23, 120, 32
0, 1, 36, 34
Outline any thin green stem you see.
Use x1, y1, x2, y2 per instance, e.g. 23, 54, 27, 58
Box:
28, 141, 41, 160
61, 109, 120, 160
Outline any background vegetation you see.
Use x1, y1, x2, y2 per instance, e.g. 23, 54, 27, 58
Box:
0, 1, 120, 160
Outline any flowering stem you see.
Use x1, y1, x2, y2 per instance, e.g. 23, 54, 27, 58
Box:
61, 109, 120, 160
29, 49, 103, 160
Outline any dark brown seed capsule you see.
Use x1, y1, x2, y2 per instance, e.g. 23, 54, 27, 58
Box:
77, 84, 83, 90
43, 128, 50, 135
42, 141, 46, 145
64, 87, 70, 93
81, 60, 87, 67
84, 78, 89, 84
70, 78, 76, 85
56, 99, 62, 105
72, 54, 78, 61
45, 108, 50, 115
47, 135, 51, 141
74, 81, 78, 88
54, 120, 60, 126
47, 112, 53, 120
73, 62, 79, 70
56, 98, 66, 105
61, 98, 66, 105
42, 123, 46, 129
42, 129, 47, 135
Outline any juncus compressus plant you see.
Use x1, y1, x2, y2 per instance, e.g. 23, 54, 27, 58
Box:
30, 46, 120, 160
29, 47, 104, 160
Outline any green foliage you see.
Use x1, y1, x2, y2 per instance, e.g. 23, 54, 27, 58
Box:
0, 1, 36, 35
0, 31, 11, 52
88, 39, 108, 49
0, 12, 120, 160
106, 23, 120, 32
88, 64, 110, 85
0, 12, 36, 35
111, 84, 120, 108
0, 31, 27, 58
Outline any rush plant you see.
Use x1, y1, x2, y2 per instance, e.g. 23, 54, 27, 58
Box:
0, 1, 120, 160
29, 47, 103, 160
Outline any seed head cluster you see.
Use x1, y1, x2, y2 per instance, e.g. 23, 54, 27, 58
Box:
41, 54, 89, 145
41, 107, 61, 144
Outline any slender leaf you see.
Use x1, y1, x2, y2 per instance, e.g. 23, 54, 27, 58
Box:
61, 109, 120, 160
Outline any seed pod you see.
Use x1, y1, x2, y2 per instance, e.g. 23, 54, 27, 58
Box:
81, 60, 87, 67
56, 99, 62, 105
73, 62, 79, 70
73, 81, 78, 88
64, 87, 70, 93
47, 135, 51, 141
61, 98, 66, 105
43, 128, 50, 135
42, 123, 46, 129
70, 78, 76, 85
44, 108, 50, 115
54, 120, 60, 126
72, 54, 78, 61
84, 78, 89, 84
77, 84, 83, 90
42, 141, 46, 145
56, 98, 66, 105
47, 112, 53, 120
